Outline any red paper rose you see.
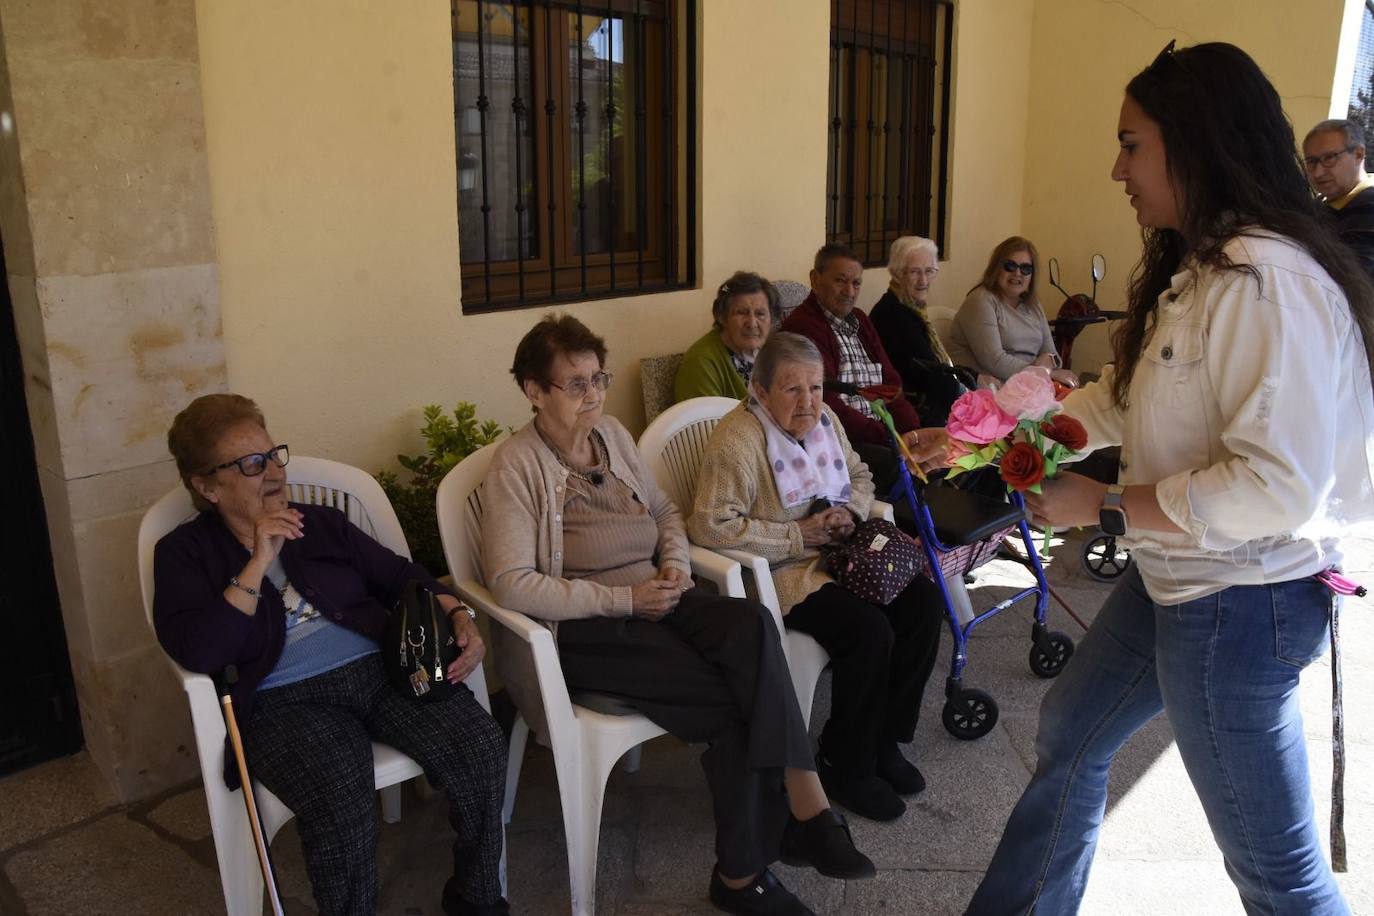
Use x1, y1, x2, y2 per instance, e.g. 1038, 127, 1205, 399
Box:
1000, 441, 1046, 492
1042, 414, 1088, 451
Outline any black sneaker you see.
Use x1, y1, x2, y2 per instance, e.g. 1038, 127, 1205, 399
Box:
817, 753, 905, 821
709, 867, 815, 916
779, 808, 876, 879
877, 743, 926, 796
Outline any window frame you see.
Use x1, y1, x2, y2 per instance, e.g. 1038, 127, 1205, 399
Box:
826, 0, 953, 267
454, 0, 697, 314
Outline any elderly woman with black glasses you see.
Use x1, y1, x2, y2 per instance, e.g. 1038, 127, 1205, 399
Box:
946, 235, 1079, 387
152, 393, 508, 916
481, 314, 875, 916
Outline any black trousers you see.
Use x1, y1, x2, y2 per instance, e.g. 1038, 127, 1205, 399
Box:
784, 580, 944, 777
556, 588, 813, 878
243, 654, 507, 916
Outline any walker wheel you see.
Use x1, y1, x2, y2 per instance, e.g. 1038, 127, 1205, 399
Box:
942, 688, 999, 740
1081, 533, 1131, 582
1029, 631, 1075, 678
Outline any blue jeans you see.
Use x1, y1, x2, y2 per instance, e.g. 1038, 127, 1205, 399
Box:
966, 566, 1347, 916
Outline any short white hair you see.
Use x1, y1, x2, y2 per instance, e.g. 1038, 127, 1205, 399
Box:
887, 235, 938, 276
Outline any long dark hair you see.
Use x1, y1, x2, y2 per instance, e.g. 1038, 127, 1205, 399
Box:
1111, 42, 1374, 407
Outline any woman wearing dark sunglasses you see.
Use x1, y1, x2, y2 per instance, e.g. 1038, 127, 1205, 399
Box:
152, 393, 509, 916
946, 235, 1078, 388
966, 42, 1374, 916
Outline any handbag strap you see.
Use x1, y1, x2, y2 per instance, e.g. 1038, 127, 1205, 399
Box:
1330, 591, 1346, 872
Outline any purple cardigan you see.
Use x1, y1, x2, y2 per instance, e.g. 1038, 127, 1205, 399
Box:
153, 502, 453, 722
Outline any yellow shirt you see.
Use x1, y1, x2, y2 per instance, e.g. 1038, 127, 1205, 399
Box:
1328, 173, 1374, 210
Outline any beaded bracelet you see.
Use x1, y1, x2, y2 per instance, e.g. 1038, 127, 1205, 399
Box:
229, 576, 260, 598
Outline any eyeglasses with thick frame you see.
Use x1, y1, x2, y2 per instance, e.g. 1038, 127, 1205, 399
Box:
549, 371, 613, 400
1001, 260, 1034, 276
204, 444, 290, 477
1303, 146, 1358, 171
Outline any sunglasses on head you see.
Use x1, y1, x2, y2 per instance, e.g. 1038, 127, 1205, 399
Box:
1001, 260, 1034, 276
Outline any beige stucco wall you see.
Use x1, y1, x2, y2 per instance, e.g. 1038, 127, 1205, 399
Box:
199, 0, 825, 470
1020, 0, 1355, 374
199, 0, 1032, 472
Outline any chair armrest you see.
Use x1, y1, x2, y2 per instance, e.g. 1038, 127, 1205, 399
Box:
709, 547, 787, 645
688, 544, 745, 598
871, 500, 894, 522
455, 580, 548, 645
454, 579, 576, 734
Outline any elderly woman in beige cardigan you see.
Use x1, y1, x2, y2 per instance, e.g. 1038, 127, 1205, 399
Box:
688, 332, 945, 824
480, 314, 874, 916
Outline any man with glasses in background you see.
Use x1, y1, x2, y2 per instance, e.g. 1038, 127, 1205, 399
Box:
1303, 118, 1374, 278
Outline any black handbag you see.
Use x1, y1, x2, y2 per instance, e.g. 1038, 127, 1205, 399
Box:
385, 579, 462, 701
821, 517, 924, 606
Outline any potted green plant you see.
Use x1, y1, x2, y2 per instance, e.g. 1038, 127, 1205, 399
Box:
377, 402, 507, 577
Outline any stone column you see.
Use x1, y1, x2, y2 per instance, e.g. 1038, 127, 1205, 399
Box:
0, 1, 226, 800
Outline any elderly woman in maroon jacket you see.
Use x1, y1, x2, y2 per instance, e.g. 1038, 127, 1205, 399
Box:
152, 393, 507, 916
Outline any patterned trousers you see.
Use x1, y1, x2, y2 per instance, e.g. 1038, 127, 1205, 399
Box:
242, 654, 506, 915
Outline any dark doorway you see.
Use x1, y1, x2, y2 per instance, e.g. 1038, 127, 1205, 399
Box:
0, 237, 82, 775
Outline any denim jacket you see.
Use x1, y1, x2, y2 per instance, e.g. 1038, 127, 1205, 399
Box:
1064, 231, 1374, 604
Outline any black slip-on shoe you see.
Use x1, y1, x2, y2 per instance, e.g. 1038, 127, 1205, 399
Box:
442, 878, 510, 916
877, 743, 926, 797
817, 753, 906, 822
779, 808, 877, 879
708, 866, 815, 916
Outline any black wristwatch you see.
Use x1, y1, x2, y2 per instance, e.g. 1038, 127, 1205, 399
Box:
1099, 484, 1128, 536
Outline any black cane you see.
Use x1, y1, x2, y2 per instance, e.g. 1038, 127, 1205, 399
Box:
219, 665, 286, 916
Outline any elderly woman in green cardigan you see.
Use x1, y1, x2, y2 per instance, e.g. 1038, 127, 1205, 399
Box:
674, 271, 782, 402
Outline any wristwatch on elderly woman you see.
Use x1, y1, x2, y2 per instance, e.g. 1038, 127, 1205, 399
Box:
1099, 485, 1128, 537
447, 603, 477, 623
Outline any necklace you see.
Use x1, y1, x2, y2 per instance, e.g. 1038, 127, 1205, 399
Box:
537, 425, 607, 486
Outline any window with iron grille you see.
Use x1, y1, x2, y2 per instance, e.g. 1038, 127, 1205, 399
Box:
826, 0, 953, 266
453, 0, 696, 313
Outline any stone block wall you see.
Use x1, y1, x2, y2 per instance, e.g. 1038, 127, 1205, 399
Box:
0, 0, 226, 800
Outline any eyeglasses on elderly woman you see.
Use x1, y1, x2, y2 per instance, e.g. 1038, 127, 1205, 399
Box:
204, 444, 289, 477
1001, 260, 1034, 276
549, 370, 613, 400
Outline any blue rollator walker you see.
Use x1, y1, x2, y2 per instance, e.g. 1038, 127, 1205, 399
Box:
875, 402, 1076, 740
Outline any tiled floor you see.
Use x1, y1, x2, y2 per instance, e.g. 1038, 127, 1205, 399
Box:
3, 528, 1372, 915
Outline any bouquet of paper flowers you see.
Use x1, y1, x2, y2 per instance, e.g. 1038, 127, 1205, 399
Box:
944, 366, 1087, 494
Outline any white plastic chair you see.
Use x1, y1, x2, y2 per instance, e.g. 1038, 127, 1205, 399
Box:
637, 398, 925, 726
436, 442, 747, 916
138, 455, 494, 916
927, 305, 958, 353
637, 397, 838, 725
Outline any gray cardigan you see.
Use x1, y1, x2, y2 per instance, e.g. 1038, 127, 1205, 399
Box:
479, 415, 691, 740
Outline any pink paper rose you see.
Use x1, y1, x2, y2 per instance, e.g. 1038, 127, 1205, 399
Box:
945, 438, 973, 463
994, 366, 1062, 421
946, 389, 1017, 444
